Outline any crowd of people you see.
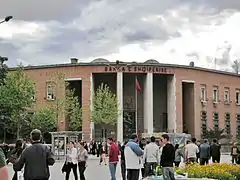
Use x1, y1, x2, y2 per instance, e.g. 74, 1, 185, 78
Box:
0, 130, 240, 180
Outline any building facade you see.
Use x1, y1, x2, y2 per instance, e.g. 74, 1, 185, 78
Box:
21, 59, 240, 142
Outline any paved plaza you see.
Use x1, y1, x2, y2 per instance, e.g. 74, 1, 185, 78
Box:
7, 155, 232, 180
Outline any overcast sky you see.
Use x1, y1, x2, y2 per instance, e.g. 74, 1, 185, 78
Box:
0, 0, 240, 69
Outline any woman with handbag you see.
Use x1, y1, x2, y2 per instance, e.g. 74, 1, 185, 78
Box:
65, 141, 78, 180
8, 139, 23, 180
78, 142, 88, 180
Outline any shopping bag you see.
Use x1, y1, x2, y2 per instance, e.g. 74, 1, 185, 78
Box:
17, 170, 24, 180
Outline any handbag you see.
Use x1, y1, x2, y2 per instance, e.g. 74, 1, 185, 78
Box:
62, 161, 68, 173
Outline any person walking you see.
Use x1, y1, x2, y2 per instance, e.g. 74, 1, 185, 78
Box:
65, 141, 78, 180
124, 134, 144, 180
199, 139, 210, 165
139, 138, 147, 178
78, 142, 88, 180
160, 134, 175, 180
231, 142, 239, 164
14, 129, 55, 180
99, 141, 108, 165
0, 147, 8, 180
120, 141, 128, 180
184, 138, 199, 163
108, 138, 119, 180
143, 136, 159, 177
174, 144, 183, 167
8, 139, 24, 180
210, 139, 221, 163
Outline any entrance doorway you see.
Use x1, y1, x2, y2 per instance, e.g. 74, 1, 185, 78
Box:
182, 82, 195, 135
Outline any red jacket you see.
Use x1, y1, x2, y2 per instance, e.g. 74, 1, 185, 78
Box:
109, 143, 119, 163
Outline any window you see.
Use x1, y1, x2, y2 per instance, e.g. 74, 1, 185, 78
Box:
213, 86, 219, 103
225, 113, 231, 135
46, 82, 55, 100
224, 88, 230, 103
200, 85, 206, 101
213, 112, 219, 129
201, 111, 207, 135
236, 89, 240, 105
237, 114, 240, 137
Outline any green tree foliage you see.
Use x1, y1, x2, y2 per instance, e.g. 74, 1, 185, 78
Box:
0, 66, 35, 138
201, 128, 230, 141
31, 108, 57, 134
65, 88, 82, 131
91, 83, 118, 125
48, 72, 82, 131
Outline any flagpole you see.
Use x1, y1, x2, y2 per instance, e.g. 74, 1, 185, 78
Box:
135, 76, 138, 134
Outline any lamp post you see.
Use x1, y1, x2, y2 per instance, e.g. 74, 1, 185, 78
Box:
0, 16, 13, 24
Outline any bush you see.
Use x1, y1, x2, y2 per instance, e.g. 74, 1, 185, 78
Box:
181, 163, 240, 180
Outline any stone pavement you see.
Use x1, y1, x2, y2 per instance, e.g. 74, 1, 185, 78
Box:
7, 154, 232, 180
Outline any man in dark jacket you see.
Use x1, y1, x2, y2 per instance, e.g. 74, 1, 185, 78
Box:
210, 139, 221, 163
199, 139, 210, 165
14, 129, 55, 180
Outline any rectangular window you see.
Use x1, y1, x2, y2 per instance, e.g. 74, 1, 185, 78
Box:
200, 85, 206, 101
225, 113, 231, 135
236, 89, 240, 105
237, 114, 240, 137
213, 86, 219, 103
224, 88, 230, 103
46, 82, 56, 100
201, 111, 207, 135
213, 112, 219, 129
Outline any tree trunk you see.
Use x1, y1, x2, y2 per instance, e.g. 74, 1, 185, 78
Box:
17, 124, 20, 139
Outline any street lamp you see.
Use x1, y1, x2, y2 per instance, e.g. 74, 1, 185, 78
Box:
0, 16, 13, 24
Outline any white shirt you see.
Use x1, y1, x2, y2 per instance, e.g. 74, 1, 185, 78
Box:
143, 142, 160, 163
185, 143, 199, 159
67, 148, 78, 164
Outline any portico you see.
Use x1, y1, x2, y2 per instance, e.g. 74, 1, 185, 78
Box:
90, 65, 176, 142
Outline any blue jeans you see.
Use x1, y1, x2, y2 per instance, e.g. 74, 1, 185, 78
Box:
109, 163, 117, 180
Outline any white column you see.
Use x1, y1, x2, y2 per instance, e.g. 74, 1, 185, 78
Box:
90, 73, 94, 140
167, 75, 176, 132
144, 73, 153, 135
117, 72, 123, 142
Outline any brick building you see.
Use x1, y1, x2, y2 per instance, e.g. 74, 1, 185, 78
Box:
20, 58, 240, 142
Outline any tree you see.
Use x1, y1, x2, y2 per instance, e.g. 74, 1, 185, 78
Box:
65, 88, 82, 131
48, 72, 82, 131
91, 83, 119, 137
201, 128, 231, 141
30, 108, 57, 141
0, 66, 35, 138
231, 60, 240, 74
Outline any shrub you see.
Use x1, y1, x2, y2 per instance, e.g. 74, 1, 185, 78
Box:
177, 163, 240, 180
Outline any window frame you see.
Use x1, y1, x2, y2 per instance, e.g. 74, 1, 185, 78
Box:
201, 111, 207, 135
46, 82, 56, 101
200, 85, 206, 102
236, 114, 240, 137
213, 112, 219, 129
213, 86, 219, 103
224, 88, 230, 103
225, 112, 231, 135
236, 89, 240, 105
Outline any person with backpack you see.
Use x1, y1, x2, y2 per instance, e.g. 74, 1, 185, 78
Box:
8, 139, 24, 180
14, 129, 55, 180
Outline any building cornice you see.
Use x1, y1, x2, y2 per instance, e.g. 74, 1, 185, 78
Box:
7, 61, 240, 78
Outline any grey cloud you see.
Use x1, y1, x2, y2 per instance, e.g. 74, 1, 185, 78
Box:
1, 0, 239, 66
0, 0, 90, 22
